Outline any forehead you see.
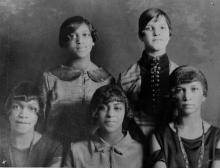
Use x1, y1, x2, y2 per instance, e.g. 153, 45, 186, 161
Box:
72, 23, 90, 33
146, 15, 168, 26
103, 101, 125, 106
176, 81, 203, 88
12, 99, 39, 107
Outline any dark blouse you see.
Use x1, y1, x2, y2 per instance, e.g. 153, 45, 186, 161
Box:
0, 135, 63, 167
151, 125, 220, 168
138, 51, 170, 124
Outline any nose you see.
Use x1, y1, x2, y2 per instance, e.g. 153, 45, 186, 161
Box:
106, 108, 114, 118
153, 27, 160, 36
183, 90, 192, 101
75, 35, 83, 44
18, 107, 29, 118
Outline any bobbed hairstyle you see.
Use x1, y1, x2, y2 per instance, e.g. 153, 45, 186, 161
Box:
59, 16, 98, 48
90, 84, 133, 131
169, 65, 208, 97
138, 8, 172, 38
5, 81, 44, 118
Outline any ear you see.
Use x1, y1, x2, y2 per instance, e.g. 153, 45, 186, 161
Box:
202, 96, 206, 102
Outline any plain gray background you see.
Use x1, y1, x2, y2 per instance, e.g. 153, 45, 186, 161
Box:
0, 0, 220, 127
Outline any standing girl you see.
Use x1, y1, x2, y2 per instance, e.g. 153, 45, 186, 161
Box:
41, 16, 113, 143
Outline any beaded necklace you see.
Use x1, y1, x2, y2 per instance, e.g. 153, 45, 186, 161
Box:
175, 121, 205, 168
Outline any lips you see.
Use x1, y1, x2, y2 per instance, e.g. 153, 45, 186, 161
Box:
16, 121, 31, 125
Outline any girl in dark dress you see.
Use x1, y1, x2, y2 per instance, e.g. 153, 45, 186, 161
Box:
150, 66, 220, 168
118, 8, 178, 138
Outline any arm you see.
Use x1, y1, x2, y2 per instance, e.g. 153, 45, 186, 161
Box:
212, 139, 220, 168
149, 134, 167, 168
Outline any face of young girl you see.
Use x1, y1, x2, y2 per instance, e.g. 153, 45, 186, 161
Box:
173, 81, 206, 116
97, 101, 125, 134
141, 15, 170, 54
9, 100, 39, 135
67, 23, 94, 59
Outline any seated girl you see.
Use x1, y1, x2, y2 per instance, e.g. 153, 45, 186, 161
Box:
149, 65, 220, 168
0, 81, 63, 167
64, 84, 144, 168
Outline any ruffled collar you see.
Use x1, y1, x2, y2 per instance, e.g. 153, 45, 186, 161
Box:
50, 65, 112, 82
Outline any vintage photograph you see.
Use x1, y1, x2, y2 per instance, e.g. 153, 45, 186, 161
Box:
0, 0, 219, 167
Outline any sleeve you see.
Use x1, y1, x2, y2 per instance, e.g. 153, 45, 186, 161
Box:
147, 131, 166, 167
40, 72, 52, 120
63, 146, 75, 168
47, 142, 63, 167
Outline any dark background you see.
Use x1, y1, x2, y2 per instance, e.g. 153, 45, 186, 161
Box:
0, 0, 220, 127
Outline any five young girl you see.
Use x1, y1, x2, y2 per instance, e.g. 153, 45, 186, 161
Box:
0, 7, 219, 168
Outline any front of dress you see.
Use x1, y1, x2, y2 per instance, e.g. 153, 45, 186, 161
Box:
118, 51, 178, 136
0, 135, 63, 167
64, 132, 144, 168
153, 125, 220, 168
41, 65, 114, 143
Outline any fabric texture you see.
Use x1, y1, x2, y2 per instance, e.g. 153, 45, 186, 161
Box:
0, 135, 63, 167
41, 65, 114, 143
64, 132, 144, 168
118, 51, 178, 136
152, 125, 220, 168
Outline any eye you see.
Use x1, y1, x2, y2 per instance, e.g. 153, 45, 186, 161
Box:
82, 33, 91, 37
11, 104, 20, 110
28, 106, 39, 114
113, 105, 124, 111
144, 26, 153, 31
97, 105, 107, 111
191, 87, 199, 92
175, 87, 183, 94
160, 25, 167, 30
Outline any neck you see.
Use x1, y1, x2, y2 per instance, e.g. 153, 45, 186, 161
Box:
145, 48, 166, 58
10, 130, 35, 149
98, 129, 124, 145
69, 57, 95, 71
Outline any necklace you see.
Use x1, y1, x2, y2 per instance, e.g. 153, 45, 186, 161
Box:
9, 132, 35, 166
175, 121, 205, 168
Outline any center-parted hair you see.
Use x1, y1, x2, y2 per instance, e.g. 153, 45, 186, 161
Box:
5, 81, 44, 118
169, 65, 208, 97
59, 16, 98, 48
90, 84, 132, 131
138, 8, 172, 38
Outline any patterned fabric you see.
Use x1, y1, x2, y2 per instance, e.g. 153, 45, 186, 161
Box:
41, 65, 114, 143
152, 125, 220, 168
64, 132, 144, 168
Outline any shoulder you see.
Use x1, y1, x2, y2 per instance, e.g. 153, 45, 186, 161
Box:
35, 134, 63, 151
122, 133, 143, 154
118, 63, 141, 88
169, 60, 178, 74
88, 67, 113, 83
119, 63, 141, 81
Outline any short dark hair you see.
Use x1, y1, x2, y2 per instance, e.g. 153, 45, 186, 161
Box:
5, 81, 44, 118
169, 65, 208, 97
138, 8, 172, 38
59, 16, 98, 48
90, 84, 132, 131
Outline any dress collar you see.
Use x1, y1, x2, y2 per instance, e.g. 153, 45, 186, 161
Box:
92, 132, 133, 155
138, 50, 169, 72
50, 65, 111, 82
